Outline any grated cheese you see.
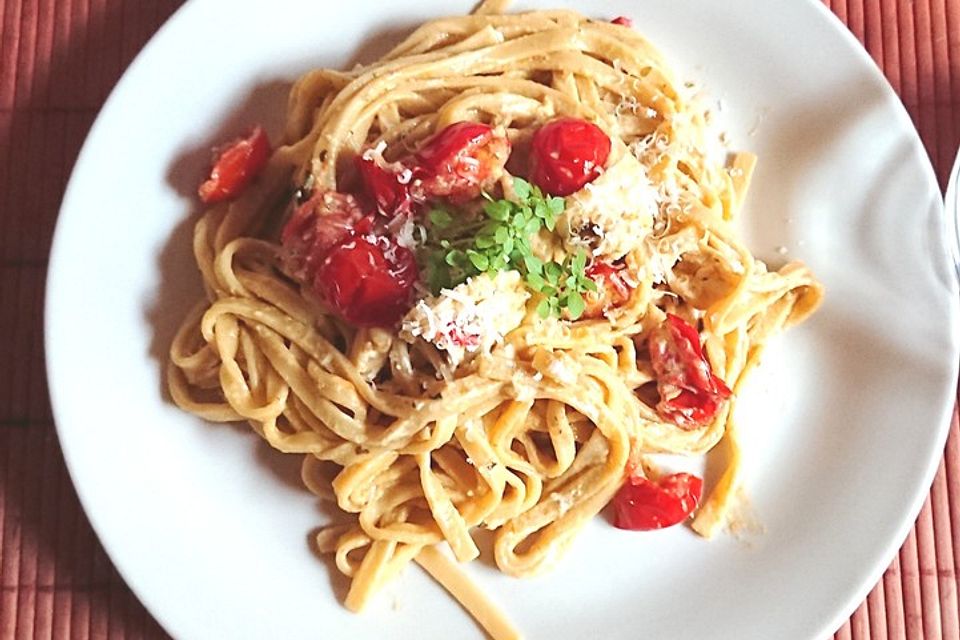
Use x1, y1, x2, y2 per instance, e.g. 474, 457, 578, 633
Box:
556, 151, 659, 260
532, 349, 580, 385
550, 492, 575, 516
392, 216, 426, 250
399, 271, 529, 367
361, 140, 388, 162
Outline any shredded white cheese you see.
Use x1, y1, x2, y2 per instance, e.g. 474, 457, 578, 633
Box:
532, 349, 580, 386
392, 216, 425, 250
399, 271, 529, 366
556, 150, 659, 260
361, 140, 387, 162
550, 492, 575, 516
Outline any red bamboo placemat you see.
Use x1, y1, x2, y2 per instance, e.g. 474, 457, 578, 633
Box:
1, 1, 958, 638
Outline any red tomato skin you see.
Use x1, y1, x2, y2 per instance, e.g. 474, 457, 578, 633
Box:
198, 126, 271, 204
414, 122, 511, 203
355, 154, 418, 218
611, 16, 633, 27
315, 235, 418, 327
280, 190, 367, 283
529, 118, 611, 196
613, 472, 703, 531
583, 262, 633, 317
648, 314, 732, 428
279, 187, 416, 326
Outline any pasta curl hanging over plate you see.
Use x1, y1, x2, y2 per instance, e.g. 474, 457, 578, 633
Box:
167, 1, 822, 637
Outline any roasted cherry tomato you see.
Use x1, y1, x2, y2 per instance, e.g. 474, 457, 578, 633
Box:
613, 472, 703, 530
356, 152, 418, 217
315, 235, 418, 327
529, 118, 611, 196
280, 189, 367, 283
648, 313, 732, 428
611, 16, 633, 27
583, 261, 633, 318
198, 126, 271, 204
414, 122, 511, 203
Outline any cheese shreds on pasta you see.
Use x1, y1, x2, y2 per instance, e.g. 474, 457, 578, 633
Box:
168, 2, 823, 638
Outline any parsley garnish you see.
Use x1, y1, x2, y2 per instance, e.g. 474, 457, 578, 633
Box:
419, 177, 596, 320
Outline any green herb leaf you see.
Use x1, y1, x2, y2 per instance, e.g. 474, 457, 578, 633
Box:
536, 298, 551, 318
533, 200, 547, 220
513, 177, 532, 200
523, 255, 543, 274
429, 208, 453, 228
526, 272, 546, 291
545, 261, 563, 283
571, 250, 587, 274
481, 220, 501, 236
484, 200, 511, 221
475, 235, 495, 249
565, 291, 586, 320
413, 175, 579, 316
491, 254, 509, 271
514, 236, 531, 255
467, 250, 489, 271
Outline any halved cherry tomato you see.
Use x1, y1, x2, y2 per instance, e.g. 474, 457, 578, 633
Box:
648, 314, 731, 428
529, 118, 611, 196
414, 122, 511, 203
280, 187, 414, 326
315, 235, 418, 327
611, 16, 633, 27
280, 189, 367, 283
356, 153, 418, 218
583, 261, 633, 318
613, 472, 703, 530
198, 126, 271, 204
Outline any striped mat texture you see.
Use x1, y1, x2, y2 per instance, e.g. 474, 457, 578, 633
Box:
0, 1, 958, 638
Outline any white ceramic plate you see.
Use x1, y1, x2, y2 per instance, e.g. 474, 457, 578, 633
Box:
46, 1, 959, 638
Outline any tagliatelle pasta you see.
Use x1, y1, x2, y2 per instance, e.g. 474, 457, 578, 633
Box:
167, 2, 823, 638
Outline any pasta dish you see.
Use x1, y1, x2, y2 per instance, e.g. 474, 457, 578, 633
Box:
168, 1, 823, 637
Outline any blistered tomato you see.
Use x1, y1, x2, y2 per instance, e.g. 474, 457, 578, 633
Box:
583, 261, 633, 317
280, 189, 367, 283
612, 472, 703, 531
529, 118, 611, 196
414, 122, 511, 203
356, 152, 418, 218
648, 314, 732, 428
198, 126, 271, 204
314, 235, 418, 327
